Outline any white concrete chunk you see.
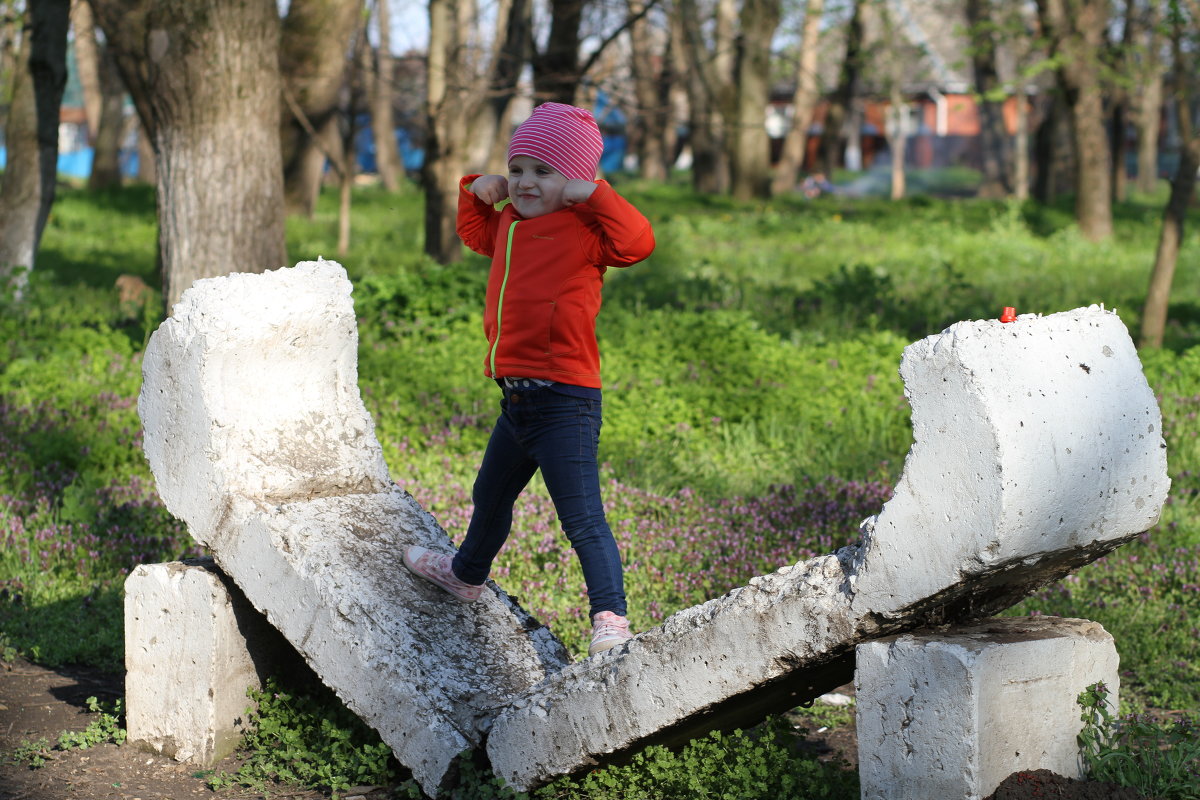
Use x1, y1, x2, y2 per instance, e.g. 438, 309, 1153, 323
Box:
124, 559, 281, 765
855, 617, 1119, 800
138, 261, 572, 796
486, 307, 1168, 790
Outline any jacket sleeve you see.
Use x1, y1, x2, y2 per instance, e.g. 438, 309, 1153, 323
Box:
574, 181, 655, 268
456, 175, 501, 257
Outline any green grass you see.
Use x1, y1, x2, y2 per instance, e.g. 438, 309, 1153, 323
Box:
5, 175, 1200, 797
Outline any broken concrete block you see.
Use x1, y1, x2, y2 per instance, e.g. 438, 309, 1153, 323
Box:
486, 307, 1167, 791
124, 558, 289, 765
855, 617, 1119, 800
138, 261, 572, 796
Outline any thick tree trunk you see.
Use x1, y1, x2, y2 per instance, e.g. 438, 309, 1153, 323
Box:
0, 0, 70, 292
368, 0, 403, 191
532, 0, 583, 104
629, 0, 670, 181
71, 0, 125, 189
1037, 0, 1112, 241
1032, 91, 1074, 202
91, 0, 287, 313
771, 0, 823, 196
279, 0, 364, 217
1133, 3, 1164, 195
729, 0, 780, 201
676, 0, 735, 194
966, 0, 1010, 198
819, 0, 862, 177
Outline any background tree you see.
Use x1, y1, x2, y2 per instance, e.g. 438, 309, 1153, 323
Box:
673, 0, 730, 193
818, 0, 863, 178
367, 0, 404, 192
0, 0, 70, 294
771, 0, 824, 196
1140, 0, 1199, 349
422, 0, 525, 262
1132, 0, 1166, 195
966, 0, 1012, 197
91, 0, 288, 312
677, 0, 781, 199
71, 0, 124, 190
1036, 0, 1113, 241
628, 0, 673, 182
279, 0, 365, 217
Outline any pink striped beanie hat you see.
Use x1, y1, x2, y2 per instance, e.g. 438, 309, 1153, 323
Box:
507, 102, 604, 182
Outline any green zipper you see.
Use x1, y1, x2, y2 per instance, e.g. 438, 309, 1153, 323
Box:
489, 220, 518, 376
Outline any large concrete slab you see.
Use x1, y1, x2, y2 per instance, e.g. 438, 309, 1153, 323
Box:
138, 261, 572, 796
856, 617, 1119, 800
485, 307, 1168, 790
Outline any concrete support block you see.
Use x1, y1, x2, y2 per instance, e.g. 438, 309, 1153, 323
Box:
487, 307, 1167, 791
855, 617, 1119, 800
124, 558, 289, 765
138, 261, 572, 796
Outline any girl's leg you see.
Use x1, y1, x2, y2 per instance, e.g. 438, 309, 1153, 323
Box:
531, 394, 626, 618
453, 405, 538, 585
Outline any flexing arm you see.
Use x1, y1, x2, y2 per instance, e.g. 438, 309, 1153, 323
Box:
455, 175, 504, 257
575, 182, 656, 267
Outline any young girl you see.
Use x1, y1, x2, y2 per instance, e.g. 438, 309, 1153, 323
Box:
404, 102, 655, 656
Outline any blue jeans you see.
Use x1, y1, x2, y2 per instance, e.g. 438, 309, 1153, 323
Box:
452, 384, 626, 618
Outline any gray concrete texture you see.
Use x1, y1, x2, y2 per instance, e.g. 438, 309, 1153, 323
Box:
856, 617, 1120, 800
137, 262, 1168, 793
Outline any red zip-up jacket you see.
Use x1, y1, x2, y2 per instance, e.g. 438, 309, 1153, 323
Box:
456, 175, 655, 388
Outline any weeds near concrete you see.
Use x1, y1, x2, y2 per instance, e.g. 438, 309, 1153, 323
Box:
1078, 682, 1200, 799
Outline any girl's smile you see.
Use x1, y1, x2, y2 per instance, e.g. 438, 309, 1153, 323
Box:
508, 156, 569, 218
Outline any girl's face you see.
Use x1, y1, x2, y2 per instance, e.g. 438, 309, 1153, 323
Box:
507, 156, 568, 218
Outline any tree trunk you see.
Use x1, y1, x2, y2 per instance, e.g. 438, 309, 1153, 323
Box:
729, 0, 781, 201
1139, 11, 1199, 349
369, 0, 404, 192
0, 0, 70, 293
69, 0, 124, 190
1032, 91, 1074, 202
966, 0, 1011, 198
1037, 0, 1112, 241
673, 0, 716, 192
1013, 90, 1030, 200
628, 0, 669, 181
532, 0, 583, 104
91, 0, 288, 313
1133, 2, 1164, 195
888, 83, 906, 200
819, 0, 862, 177
71, 0, 101, 139
279, 0, 364, 217
771, 0, 823, 196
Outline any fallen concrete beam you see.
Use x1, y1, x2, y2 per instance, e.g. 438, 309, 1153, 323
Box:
856, 617, 1119, 800
486, 307, 1168, 790
138, 261, 572, 796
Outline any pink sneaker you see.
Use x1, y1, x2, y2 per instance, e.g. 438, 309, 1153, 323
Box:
402, 546, 483, 602
588, 611, 632, 656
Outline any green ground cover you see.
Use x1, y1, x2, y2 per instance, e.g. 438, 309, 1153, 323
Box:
2, 175, 1199, 797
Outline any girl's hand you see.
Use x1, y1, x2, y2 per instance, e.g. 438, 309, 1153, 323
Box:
563, 179, 598, 206
472, 175, 509, 205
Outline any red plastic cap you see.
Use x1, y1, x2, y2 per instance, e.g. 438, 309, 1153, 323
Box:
1000, 307, 1017, 323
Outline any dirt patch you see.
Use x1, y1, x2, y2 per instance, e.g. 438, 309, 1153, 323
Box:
985, 768, 1148, 800
0, 658, 343, 800
0, 660, 1152, 800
